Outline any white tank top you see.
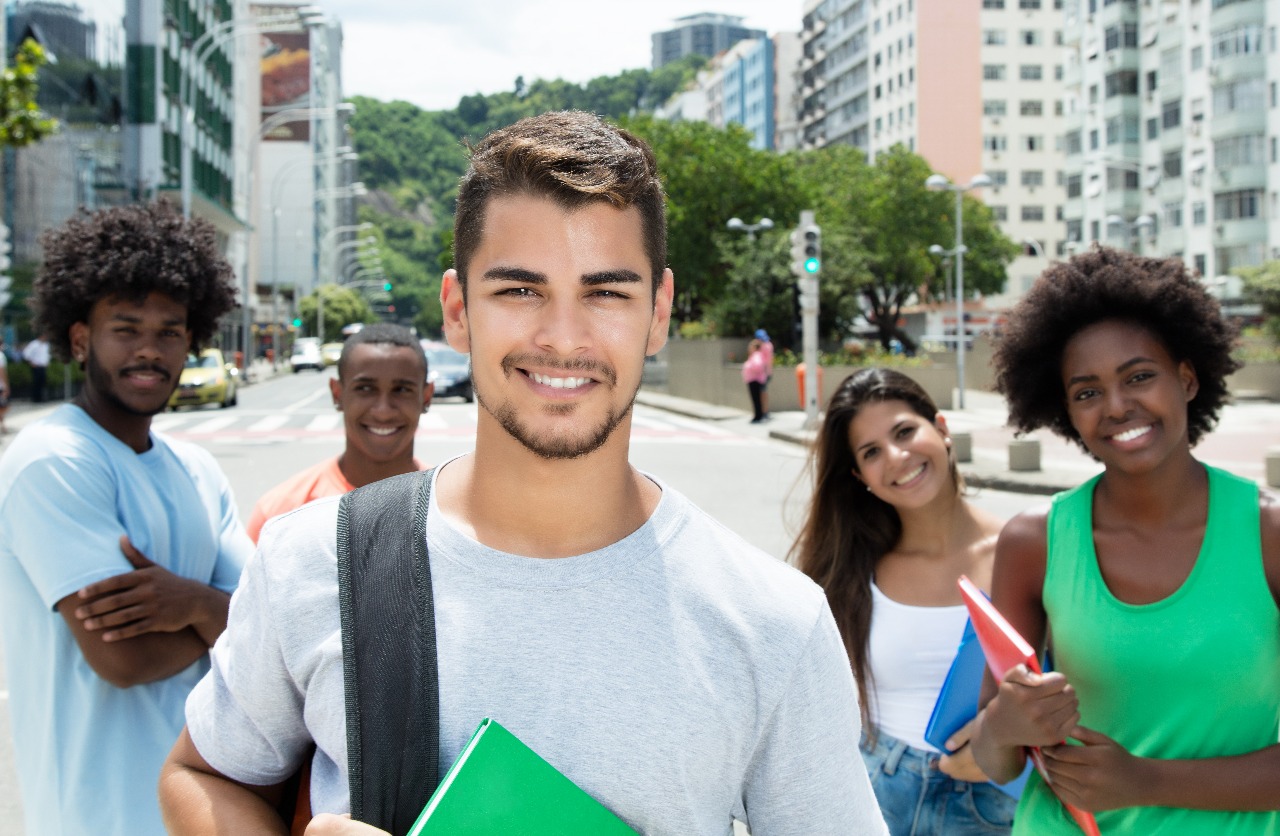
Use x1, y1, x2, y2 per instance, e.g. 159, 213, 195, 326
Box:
867, 581, 968, 751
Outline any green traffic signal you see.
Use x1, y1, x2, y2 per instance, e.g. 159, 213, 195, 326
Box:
804, 257, 821, 274
383, 281, 392, 292
292, 317, 302, 327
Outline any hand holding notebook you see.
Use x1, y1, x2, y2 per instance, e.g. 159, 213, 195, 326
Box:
958, 576, 1101, 836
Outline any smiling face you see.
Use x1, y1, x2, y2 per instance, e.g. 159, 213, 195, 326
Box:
70, 292, 191, 425
330, 342, 432, 469
1061, 319, 1198, 473
441, 193, 673, 461
846, 399, 954, 511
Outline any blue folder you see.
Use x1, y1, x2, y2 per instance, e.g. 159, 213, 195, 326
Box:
924, 617, 1031, 798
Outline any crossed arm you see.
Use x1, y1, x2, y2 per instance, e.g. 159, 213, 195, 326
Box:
56, 535, 231, 688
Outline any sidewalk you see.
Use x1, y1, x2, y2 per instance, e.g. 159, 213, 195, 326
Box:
635, 388, 1280, 495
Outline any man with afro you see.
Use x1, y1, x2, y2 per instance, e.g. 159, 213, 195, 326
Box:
0, 201, 253, 836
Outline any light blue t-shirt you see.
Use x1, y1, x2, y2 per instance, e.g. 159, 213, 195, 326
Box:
0, 404, 251, 836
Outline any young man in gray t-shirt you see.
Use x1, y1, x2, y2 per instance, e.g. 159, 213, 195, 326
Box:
160, 111, 888, 835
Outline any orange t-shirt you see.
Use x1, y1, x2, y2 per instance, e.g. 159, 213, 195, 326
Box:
246, 456, 427, 542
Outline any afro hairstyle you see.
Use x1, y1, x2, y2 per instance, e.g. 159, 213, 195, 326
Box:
31, 201, 238, 362
992, 245, 1239, 451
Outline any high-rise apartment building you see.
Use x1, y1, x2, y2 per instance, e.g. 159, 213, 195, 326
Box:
1061, 0, 1277, 282
651, 13, 764, 70
798, 0, 1063, 303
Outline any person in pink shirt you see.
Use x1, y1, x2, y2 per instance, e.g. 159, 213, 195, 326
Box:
742, 338, 770, 423
754, 328, 774, 418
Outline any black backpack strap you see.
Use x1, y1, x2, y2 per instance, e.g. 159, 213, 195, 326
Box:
337, 469, 440, 835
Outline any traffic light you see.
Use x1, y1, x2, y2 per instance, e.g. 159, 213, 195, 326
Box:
292, 317, 302, 328
801, 225, 821, 274
383, 281, 392, 292
789, 216, 821, 278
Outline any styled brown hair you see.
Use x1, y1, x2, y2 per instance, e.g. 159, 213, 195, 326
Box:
791, 368, 961, 727
452, 111, 667, 298
32, 201, 237, 361
994, 246, 1239, 452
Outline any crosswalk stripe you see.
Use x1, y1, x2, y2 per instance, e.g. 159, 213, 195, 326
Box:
183, 415, 240, 435
248, 415, 291, 432
305, 414, 342, 432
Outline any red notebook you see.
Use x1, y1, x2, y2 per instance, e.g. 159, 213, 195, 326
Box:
958, 576, 1101, 836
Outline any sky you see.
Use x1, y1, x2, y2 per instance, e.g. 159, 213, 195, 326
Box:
323, 2, 806, 112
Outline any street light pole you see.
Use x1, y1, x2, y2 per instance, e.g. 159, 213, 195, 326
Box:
926, 172, 991, 410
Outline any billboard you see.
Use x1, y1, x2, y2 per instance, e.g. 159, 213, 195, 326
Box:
260, 27, 311, 141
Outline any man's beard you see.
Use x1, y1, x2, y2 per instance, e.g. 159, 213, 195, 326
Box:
475, 353, 637, 460
84, 351, 173, 417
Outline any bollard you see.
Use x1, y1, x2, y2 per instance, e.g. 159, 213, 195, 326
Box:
950, 431, 972, 464
1008, 438, 1041, 472
1267, 447, 1280, 489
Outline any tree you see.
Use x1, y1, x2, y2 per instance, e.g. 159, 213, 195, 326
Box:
1235, 260, 1280, 342
708, 232, 799, 349
297, 284, 376, 339
0, 39, 57, 147
624, 115, 805, 324
796, 144, 1019, 351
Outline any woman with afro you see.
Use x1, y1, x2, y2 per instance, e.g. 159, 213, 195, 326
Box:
970, 246, 1280, 834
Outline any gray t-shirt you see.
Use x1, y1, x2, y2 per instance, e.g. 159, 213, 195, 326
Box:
186, 465, 887, 835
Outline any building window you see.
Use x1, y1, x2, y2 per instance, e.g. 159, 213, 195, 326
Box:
1022, 170, 1045, 187
1022, 206, 1045, 221
985, 134, 1008, 152
1066, 174, 1082, 198
1024, 135, 1044, 151
1164, 202, 1183, 228
983, 0, 1005, 7
984, 29, 1007, 46
984, 99, 1008, 116
1147, 118, 1159, 140
1163, 150, 1182, 179
1018, 0, 1042, 8
1065, 130, 1082, 155
1215, 189, 1263, 220
988, 170, 1009, 186
1105, 71, 1139, 97
1055, 65, 1064, 81
1161, 99, 1181, 129
983, 65, 1007, 81
1214, 78, 1267, 115
1192, 201, 1206, 225
1212, 24, 1264, 61
1194, 254, 1206, 276
1020, 65, 1044, 81
1022, 30, 1042, 46
1020, 100, 1044, 116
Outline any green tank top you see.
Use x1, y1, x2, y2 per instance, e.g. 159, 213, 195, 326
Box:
1012, 465, 1280, 835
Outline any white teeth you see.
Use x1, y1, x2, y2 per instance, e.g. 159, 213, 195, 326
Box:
894, 464, 925, 485
531, 373, 590, 389
1113, 425, 1152, 443
367, 427, 398, 436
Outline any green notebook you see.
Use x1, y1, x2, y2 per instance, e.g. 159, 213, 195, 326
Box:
408, 718, 639, 835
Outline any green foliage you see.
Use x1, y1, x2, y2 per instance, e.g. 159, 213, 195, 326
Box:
707, 231, 797, 349
623, 115, 805, 323
1, 39, 58, 146
296, 284, 376, 339
1235, 260, 1280, 343
794, 144, 1019, 351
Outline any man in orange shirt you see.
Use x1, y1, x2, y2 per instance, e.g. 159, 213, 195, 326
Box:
246, 323, 433, 542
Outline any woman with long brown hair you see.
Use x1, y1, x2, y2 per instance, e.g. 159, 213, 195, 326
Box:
793, 367, 1015, 835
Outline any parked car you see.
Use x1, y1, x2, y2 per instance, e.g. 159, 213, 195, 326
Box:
291, 337, 324, 373
321, 342, 344, 367
168, 348, 238, 410
422, 341, 473, 402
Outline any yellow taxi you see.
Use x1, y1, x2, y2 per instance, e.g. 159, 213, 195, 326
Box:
168, 348, 239, 410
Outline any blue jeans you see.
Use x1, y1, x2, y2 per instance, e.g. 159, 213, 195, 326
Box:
860, 730, 1016, 836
